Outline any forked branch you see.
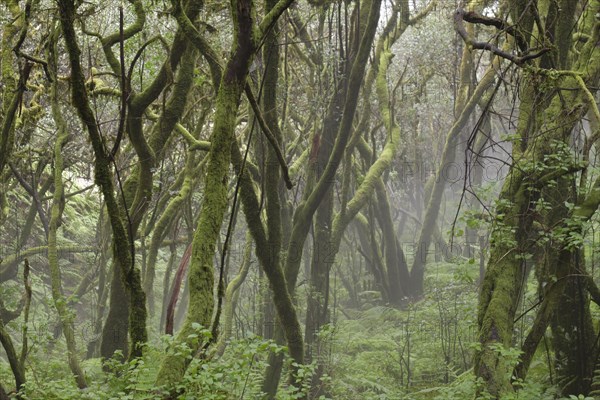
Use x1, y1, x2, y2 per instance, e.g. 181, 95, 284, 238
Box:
454, 9, 550, 65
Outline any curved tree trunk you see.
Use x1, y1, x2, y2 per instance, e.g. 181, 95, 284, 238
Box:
58, 0, 148, 361
409, 57, 496, 298
156, 0, 297, 388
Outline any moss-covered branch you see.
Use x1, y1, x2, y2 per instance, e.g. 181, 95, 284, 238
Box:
99, 0, 146, 75
214, 232, 252, 356
155, 0, 261, 387
169, 0, 223, 89
0, 245, 94, 283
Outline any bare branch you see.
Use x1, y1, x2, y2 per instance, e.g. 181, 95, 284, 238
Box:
454, 9, 550, 66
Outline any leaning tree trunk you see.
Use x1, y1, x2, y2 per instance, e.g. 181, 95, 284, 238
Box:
409, 55, 496, 298
261, 1, 384, 393
58, 0, 148, 361
155, 0, 297, 388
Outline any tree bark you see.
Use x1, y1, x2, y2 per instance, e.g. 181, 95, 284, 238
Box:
475, 2, 600, 396
58, 0, 148, 361
156, 0, 297, 388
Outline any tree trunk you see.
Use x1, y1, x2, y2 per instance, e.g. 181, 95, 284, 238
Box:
58, 0, 149, 361
410, 60, 496, 298
154, 0, 302, 387
475, 3, 600, 392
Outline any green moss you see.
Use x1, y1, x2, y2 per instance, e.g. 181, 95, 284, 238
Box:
58, 0, 148, 362
155, 26, 253, 384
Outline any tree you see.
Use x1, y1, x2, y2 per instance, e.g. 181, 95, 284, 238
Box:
468, 1, 600, 397
155, 0, 298, 388
8, 0, 600, 398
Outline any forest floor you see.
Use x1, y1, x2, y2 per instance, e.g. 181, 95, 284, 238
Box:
0, 260, 587, 399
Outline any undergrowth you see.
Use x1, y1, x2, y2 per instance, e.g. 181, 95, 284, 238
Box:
0, 261, 588, 399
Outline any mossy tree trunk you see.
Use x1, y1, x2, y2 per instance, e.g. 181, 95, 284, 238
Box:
58, 0, 148, 361
0, 0, 23, 177
99, 1, 203, 360
474, 161, 533, 397
155, 0, 296, 389
474, 2, 600, 396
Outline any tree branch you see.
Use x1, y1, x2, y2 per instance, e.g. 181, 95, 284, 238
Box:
454, 9, 550, 66
244, 84, 294, 189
